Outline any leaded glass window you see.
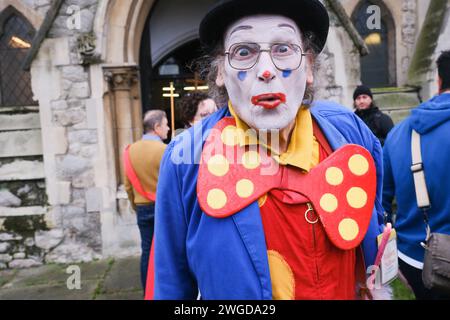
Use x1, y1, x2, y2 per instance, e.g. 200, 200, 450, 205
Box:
0, 9, 36, 106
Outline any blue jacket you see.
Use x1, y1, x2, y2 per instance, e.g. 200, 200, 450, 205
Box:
154, 101, 384, 299
383, 93, 450, 264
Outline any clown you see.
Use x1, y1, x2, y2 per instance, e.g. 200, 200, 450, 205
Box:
147, 0, 386, 300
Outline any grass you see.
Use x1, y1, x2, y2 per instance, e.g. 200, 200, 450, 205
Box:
391, 278, 416, 300
92, 258, 115, 300
0, 269, 18, 288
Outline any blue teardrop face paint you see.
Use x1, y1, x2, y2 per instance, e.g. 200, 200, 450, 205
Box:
238, 71, 247, 81
282, 70, 292, 78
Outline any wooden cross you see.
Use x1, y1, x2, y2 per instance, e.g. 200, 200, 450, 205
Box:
169, 82, 176, 138
162, 82, 177, 138
185, 73, 201, 90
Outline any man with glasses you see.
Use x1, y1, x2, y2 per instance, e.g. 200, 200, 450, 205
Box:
147, 0, 385, 300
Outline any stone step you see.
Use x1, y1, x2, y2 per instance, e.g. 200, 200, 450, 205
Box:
0, 160, 45, 181
372, 88, 421, 111
0, 112, 40, 131
385, 109, 413, 125
0, 130, 43, 158
0, 206, 46, 218
371, 88, 420, 124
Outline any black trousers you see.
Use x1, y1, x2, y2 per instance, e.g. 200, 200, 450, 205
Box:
399, 259, 450, 300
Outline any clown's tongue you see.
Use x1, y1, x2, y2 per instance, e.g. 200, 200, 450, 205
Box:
251, 93, 286, 109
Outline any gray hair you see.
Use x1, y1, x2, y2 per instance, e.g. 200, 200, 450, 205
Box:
198, 30, 321, 108
143, 110, 166, 132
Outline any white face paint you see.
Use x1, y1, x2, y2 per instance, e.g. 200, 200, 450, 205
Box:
218, 15, 313, 130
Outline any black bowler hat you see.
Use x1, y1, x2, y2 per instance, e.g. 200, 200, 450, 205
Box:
353, 85, 373, 100
199, 0, 330, 53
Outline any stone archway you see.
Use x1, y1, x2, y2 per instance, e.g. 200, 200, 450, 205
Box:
89, 0, 156, 257
91, 0, 216, 256
95, 0, 156, 183
96, 0, 155, 65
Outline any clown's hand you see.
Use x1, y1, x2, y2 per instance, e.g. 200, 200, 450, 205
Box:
365, 223, 396, 300
369, 284, 394, 300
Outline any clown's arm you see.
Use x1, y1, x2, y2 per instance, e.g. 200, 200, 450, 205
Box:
347, 112, 392, 299
346, 111, 385, 267
151, 143, 198, 299
382, 142, 395, 223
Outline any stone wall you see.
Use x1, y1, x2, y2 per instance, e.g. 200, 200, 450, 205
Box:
315, 2, 361, 108
400, 0, 418, 84
0, 0, 53, 270
415, 1, 450, 100
16, 0, 51, 16
27, 0, 103, 265
0, 108, 49, 270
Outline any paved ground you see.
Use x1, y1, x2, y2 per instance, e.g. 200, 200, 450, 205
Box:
0, 255, 415, 300
0, 256, 143, 300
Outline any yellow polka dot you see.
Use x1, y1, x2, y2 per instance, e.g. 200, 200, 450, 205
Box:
326, 167, 344, 186
207, 189, 227, 210
346, 187, 367, 209
320, 193, 338, 213
207, 154, 229, 177
236, 179, 254, 198
338, 218, 359, 241
348, 154, 369, 176
221, 125, 239, 146
267, 250, 295, 300
242, 151, 260, 169
258, 194, 268, 207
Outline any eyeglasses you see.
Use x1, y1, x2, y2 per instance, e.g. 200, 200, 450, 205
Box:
224, 42, 310, 71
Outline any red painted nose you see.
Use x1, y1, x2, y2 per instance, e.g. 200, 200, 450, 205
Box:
262, 71, 272, 79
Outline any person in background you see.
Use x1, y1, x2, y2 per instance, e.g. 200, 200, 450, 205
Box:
353, 85, 394, 146
383, 50, 450, 299
123, 110, 169, 292
179, 92, 217, 128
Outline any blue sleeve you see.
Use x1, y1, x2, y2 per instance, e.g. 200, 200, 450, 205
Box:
153, 143, 198, 299
382, 143, 395, 221
349, 113, 385, 267
372, 136, 385, 231
361, 134, 385, 267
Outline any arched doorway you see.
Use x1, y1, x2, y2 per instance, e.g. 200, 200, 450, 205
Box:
94, 0, 215, 256
352, 0, 396, 87
139, 0, 215, 134
141, 37, 207, 131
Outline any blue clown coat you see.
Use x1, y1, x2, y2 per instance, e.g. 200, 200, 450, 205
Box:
153, 101, 384, 299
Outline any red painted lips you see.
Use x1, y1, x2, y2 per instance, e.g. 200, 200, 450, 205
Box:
251, 93, 286, 109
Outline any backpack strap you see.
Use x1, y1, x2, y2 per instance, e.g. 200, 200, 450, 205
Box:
124, 145, 156, 202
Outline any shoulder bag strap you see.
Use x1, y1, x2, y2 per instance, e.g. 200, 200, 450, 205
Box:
410, 130, 431, 241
